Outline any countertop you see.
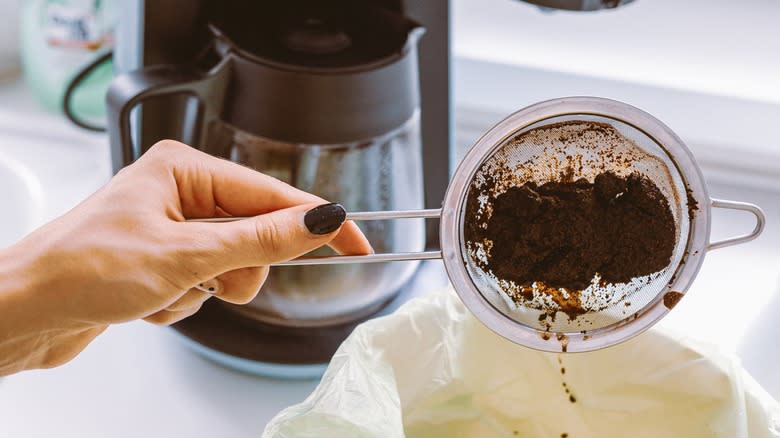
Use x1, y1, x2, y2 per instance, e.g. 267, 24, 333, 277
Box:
0, 77, 779, 437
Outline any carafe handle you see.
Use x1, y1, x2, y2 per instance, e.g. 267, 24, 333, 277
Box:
106, 59, 232, 173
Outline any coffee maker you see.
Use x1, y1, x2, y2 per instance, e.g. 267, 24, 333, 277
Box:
109, 0, 634, 377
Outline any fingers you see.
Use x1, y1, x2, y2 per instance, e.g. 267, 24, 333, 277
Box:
144, 301, 204, 325
184, 202, 348, 271
144, 265, 267, 324
212, 266, 269, 305
144, 141, 373, 256
330, 221, 374, 255
146, 284, 211, 324
146, 266, 267, 326
144, 140, 326, 218
165, 289, 211, 312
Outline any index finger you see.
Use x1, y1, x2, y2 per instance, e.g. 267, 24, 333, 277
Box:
156, 141, 373, 256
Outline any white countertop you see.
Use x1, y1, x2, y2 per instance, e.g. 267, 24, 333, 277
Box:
0, 73, 778, 437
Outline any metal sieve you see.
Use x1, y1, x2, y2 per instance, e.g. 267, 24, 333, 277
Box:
194, 97, 765, 352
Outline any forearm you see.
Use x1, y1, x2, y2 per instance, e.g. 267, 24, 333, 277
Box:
0, 242, 43, 375
0, 241, 101, 376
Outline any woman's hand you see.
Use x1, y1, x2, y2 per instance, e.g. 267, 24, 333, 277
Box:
0, 140, 372, 376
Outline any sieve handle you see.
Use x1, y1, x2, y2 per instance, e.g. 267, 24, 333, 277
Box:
708, 199, 766, 251
187, 209, 444, 265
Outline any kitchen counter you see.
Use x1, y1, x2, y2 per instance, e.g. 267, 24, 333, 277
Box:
0, 77, 779, 437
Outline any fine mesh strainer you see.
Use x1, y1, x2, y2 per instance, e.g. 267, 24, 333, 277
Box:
195, 97, 765, 352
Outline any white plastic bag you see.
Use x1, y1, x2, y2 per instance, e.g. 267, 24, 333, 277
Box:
264, 289, 780, 437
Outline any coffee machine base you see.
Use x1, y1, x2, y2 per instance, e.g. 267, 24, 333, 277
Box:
170, 261, 450, 379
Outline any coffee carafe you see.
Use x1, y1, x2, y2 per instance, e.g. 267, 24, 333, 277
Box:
106, 3, 426, 331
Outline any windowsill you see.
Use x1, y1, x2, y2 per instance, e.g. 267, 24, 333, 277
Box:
452, 0, 780, 188
453, 57, 780, 188
453, 0, 780, 104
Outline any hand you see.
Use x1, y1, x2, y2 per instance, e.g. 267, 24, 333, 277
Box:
0, 140, 371, 376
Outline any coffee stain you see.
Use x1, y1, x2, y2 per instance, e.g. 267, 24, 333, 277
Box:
663, 291, 684, 309
686, 187, 699, 219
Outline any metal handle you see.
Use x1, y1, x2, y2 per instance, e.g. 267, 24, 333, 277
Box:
707, 198, 765, 251
193, 209, 442, 223
188, 209, 443, 265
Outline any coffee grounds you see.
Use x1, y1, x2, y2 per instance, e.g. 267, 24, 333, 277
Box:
466, 171, 676, 294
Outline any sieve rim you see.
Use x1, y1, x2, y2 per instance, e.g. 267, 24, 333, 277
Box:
440, 96, 711, 353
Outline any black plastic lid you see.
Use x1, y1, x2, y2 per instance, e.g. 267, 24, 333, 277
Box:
208, 0, 418, 70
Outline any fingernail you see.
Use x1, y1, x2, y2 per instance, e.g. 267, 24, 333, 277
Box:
195, 278, 221, 295
304, 203, 346, 235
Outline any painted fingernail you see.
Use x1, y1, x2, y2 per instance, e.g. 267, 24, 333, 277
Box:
195, 278, 221, 295
304, 203, 346, 235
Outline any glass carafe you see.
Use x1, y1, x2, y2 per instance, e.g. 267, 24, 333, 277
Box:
207, 112, 425, 326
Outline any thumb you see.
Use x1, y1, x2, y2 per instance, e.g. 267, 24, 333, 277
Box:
215, 202, 346, 268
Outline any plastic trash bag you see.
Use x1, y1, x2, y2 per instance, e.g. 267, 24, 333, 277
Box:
264, 288, 780, 437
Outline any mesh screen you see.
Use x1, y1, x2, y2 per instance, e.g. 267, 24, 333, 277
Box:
461, 115, 691, 334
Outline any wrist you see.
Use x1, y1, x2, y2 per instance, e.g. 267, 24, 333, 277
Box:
0, 236, 82, 375
0, 240, 41, 374
0, 241, 40, 332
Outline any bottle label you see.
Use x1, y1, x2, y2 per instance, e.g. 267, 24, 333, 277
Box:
45, 3, 111, 51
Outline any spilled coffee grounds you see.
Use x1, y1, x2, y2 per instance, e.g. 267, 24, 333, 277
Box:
465, 172, 676, 292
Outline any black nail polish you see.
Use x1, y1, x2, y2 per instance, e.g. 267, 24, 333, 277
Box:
304, 203, 346, 235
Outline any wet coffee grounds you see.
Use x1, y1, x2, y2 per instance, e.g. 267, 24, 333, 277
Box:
466, 171, 676, 292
